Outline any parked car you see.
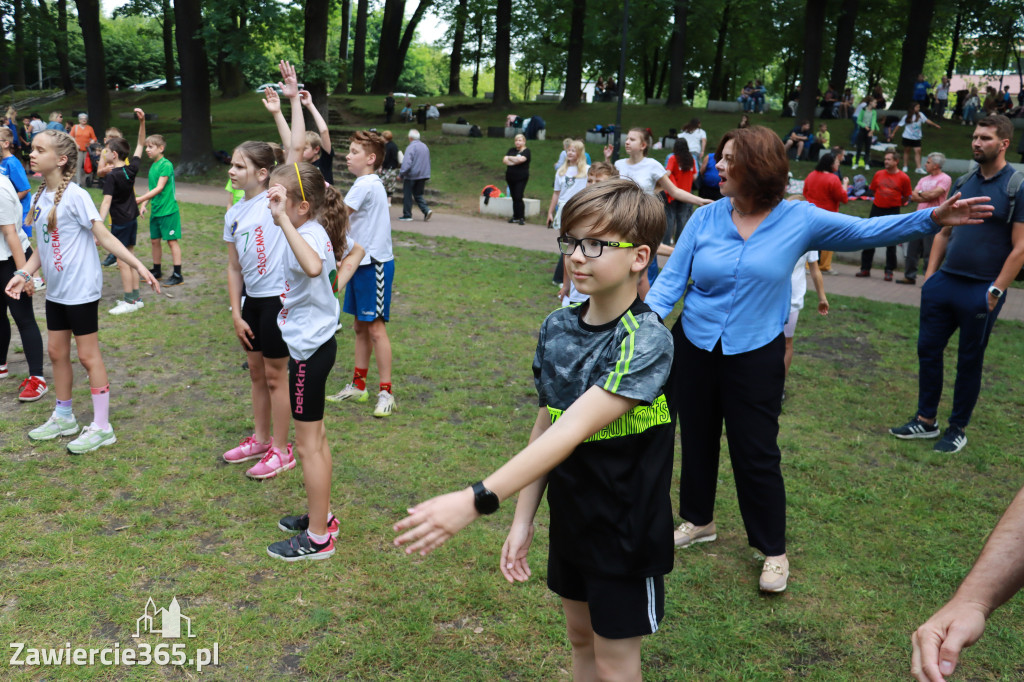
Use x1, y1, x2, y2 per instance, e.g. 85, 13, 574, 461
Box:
253, 82, 304, 94
393, 92, 417, 99
128, 78, 162, 92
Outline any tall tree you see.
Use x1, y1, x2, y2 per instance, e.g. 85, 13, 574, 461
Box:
559, 0, 585, 108
666, 0, 688, 106
35, 0, 75, 93
945, 3, 962, 79
304, 0, 329, 115
0, 4, 7, 88
350, 0, 368, 94
828, 0, 857, 95
174, 0, 212, 174
890, 0, 937, 109
372, 0, 432, 94
491, 0, 511, 106
160, 0, 174, 88
213, 3, 247, 98
335, 0, 351, 93
447, 0, 468, 95
708, 0, 731, 100
13, 0, 26, 88
795, 0, 824, 122
74, 0, 109, 131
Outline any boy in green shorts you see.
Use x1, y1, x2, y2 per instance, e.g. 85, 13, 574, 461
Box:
134, 126, 183, 286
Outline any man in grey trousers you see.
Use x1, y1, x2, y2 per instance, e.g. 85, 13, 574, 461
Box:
398, 129, 432, 222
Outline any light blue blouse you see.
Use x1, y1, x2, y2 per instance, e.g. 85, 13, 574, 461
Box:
645, 198, 941, 355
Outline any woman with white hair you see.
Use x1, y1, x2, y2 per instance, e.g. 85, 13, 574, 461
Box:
70, 113, 97, 185
899, 151, 952, 284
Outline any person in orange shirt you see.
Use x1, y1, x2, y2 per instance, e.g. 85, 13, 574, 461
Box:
856, 151, 912, 280
70, 113, 97, 186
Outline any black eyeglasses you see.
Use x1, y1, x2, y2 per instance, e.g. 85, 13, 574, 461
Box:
557, 235, 635, 258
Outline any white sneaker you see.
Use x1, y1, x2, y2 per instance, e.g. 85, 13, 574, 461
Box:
134, 300, 144, 310
32, 277, 45, 291
373, 390, 395, 418
326, 383, 368, 403
915, 167, 926, 174
109, 300, 138, 315
902, 165, 908, 172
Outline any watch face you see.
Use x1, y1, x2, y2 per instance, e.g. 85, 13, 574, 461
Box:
473, 482, 499, 514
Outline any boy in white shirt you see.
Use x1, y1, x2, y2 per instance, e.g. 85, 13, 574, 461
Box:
327, 131, 397, 418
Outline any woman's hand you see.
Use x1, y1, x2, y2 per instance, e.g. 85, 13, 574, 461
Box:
262, 87, 281, 115
392, 488, 479, 556
500, 521, 535, 583
931, 192, 994, 227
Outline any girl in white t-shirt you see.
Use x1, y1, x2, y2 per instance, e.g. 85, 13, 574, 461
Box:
222, 140, 299, 480
548, 139, 590, 293
265, 161, 364, 562
890, 102, 942, 174
3, 130, 158, 453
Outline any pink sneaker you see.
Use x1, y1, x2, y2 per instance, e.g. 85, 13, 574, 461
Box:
223, 435, 272, 463
246, 444, 296, 480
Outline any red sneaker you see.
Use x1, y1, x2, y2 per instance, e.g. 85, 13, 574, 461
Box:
18, 376, 48, 402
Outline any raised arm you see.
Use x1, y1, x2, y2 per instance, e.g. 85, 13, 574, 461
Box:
134, 108, 146, 158
277, 61, 305, 164
262, 87, 292, 151
300, 90, 331, 154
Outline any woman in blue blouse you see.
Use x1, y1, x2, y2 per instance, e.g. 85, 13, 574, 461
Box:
645, 126, 992, 593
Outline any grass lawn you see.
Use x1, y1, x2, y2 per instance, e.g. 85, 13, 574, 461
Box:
2, 197, 1024, 679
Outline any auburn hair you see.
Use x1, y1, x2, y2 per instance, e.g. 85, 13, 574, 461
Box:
715, 126, 788, 211
349, 130, 386, 171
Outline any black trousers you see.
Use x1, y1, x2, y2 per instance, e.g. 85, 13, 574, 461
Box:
0, 250, 44, 376
507, 178, 528, 220
671, 322, 787, 556
860, 204, 900, 272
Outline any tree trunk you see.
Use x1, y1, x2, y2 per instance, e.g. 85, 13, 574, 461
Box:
708, 1, 731, 101
371, 0, 404, 94
667, 0, 687, 106
335, 0, 350, 93
655, 40, 669, 100
161, 0, 176, 89
471, 13, 482, 98
539, 63, 547, 96
173, 0, 212, 174
74, 0, 109, 131
351, 0, 368, 94
890, 0, 937, 109
13, 0, 26, 89
0, 4, 7, 89
217, 11, 245, 98
828, 0, 857, 94
36, 0, 74, 93
392, 0, 433, 94
945, 3, 962, 79
796, 0, 825, 123
447, 0, 467, 95
558, 0, 585, 108
491, 0, 511, 107
303, 0, 329, 114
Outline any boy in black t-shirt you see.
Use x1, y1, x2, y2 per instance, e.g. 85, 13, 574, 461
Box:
394, 179, 674, 679
98, 108, 144, 315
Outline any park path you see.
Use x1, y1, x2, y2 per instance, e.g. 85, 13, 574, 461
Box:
160, 178, 1024, 323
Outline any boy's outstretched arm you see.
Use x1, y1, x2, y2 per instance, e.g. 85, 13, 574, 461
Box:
393, 386, 639, 556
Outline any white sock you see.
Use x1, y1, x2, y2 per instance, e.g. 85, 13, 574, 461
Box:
307, 529, 330, 545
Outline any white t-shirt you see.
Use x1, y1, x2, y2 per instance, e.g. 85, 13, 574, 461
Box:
554, 165, 589, 206
277, 220, 349, 361
677, 129, 706, 156
223, 190, 288, 298
898, 113, 930, 141
0, 175, 28, 261
345, 174, 393, 266
614, 157, 667, 195
790, 251, 819, 311
32, 183, 102, 305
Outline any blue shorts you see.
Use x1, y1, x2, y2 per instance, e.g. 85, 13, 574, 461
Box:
343, 260, 394, 322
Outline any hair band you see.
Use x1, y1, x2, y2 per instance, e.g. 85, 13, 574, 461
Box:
294, 163, 305, 202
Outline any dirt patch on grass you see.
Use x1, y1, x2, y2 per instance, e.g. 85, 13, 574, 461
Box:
801, 335, 880, 369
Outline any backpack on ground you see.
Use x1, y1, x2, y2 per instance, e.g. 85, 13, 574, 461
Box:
481, 185, 501, 204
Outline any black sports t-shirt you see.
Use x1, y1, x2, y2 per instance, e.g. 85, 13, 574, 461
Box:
312, 147, 335, 186
533, 298, 675, 578
102, 156, 140, 225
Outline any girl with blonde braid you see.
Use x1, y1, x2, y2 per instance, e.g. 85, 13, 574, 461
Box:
4, 130, 159, 453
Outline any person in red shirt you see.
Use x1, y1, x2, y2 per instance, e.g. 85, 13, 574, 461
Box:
663, 138, 697, 245
856, 151, 911, 280
802, 153, 850, 273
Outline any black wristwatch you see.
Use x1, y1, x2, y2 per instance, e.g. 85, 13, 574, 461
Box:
471, 481, 499, 515
988, 285, 1004, 299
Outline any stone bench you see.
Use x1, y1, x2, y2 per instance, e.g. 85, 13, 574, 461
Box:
478, 195, 541, 218
441, 123, 473, 136
535, 94, 560, 102
706, 100, 743, 113
585, 131, 614, 145
503, 126, 545, 140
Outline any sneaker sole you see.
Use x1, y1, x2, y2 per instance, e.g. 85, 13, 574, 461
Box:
19, 388, 48, 402
759, 580, 788, 593
67, 433, 117, 455
29, 424, 80, 441
276, 521, 341, 538
327, 394, 369, 403
674, 533, 717, 549
934, 441, 967, 454
223, 452, 269, 464
266, 546, 335, 562
889, 429, 940, 440
246, 458, 297, 480
373, 410, 394, 418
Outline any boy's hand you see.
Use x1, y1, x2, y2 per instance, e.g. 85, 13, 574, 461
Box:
232, 315, 254, 351
278, 60, 299, 99
500, 521, 535, 583
134, 108, 145, 121
262, 87, 282, 115
139, 266, 161, 294
392, 487, 478, 556
137, 200, 147, 216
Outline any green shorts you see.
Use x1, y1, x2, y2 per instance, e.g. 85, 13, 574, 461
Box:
150, 212, 182, 241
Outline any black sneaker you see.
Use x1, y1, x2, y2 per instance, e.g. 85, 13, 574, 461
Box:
149, 267, 162, 279
267, 530, 335, 562
278, 513, 340, 538
934, 426, 967, 454
102, 253, 117, 267
889, 416, 940, 439
163, 272, 184, 287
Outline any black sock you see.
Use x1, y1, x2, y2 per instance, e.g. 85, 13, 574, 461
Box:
173, 265, 181, 276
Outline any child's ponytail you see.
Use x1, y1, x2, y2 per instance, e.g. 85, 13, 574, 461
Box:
321, 184, 349, 253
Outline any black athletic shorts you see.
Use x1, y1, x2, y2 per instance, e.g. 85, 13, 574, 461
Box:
241, 295, 288, 359
111, 219, 138, 248
901, 137, 922, 148
45, 299, 99, 335
547, 553, 665, 640
289, 336, 336, 422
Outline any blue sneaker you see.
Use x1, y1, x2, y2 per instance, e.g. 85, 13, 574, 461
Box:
934, 426, 967, 454
889, 416, 940, 440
